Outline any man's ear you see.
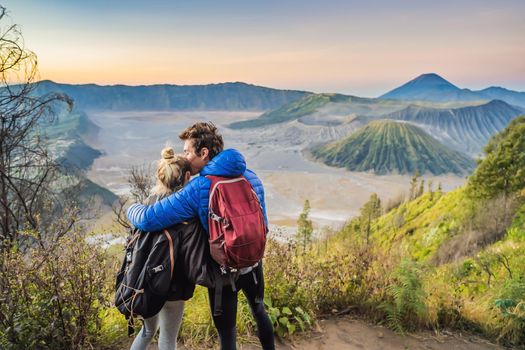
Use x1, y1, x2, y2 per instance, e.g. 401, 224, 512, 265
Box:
199, 147, 209, 160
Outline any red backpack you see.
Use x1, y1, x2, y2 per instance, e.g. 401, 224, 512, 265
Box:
207, 175, 267, 270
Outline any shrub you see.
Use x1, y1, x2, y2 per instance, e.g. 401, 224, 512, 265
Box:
435, 194, 520, 264
0, 232, 116, 349
264, 297, 312, 338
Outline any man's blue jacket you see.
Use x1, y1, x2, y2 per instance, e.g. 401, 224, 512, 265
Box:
126, 149, 267, 233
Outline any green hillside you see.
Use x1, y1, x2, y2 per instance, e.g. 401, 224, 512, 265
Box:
229, 93, 347, 128
228, 93, 410, 129
311, 120, 475, 175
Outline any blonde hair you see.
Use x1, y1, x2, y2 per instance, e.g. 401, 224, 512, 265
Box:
152, 147, 191, 197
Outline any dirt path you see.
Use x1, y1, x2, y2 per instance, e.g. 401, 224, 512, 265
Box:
265, 317, 504, 350
133, 317, 504, 350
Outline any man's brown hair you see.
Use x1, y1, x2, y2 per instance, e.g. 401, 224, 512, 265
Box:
179, 122, 224, 159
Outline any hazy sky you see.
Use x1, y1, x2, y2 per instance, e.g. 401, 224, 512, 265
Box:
3, 0, 525, 96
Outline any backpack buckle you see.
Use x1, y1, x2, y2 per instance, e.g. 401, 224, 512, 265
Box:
209, 212, 222, 222
220, 266, 237, 275
152, 265, 164, 273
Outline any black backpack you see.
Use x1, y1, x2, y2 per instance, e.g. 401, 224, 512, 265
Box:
176, 220, 247, 317
115, 227, 178, 320
115, 219, 253, 322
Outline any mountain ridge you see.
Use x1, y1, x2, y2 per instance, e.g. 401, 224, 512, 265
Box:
228, 93, 410, 129
382, 99, 523, 156
34, 80, 311, 111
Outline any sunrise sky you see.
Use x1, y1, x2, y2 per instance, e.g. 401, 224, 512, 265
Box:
3, 0, 525, 96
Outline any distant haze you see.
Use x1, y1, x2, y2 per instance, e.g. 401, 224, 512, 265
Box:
3, 0, 525, 96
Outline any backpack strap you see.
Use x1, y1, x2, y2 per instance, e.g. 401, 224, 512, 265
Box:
162, 229, 175, 277
126, 231, 141, 249
212, 270, 243, 317
213, 277, 223, 317
126, 315, 134, 337
229, 272, 237, 292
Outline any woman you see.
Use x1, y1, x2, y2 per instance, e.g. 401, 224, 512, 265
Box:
130, 147, 200, 350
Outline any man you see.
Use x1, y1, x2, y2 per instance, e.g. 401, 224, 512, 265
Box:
127, 122, 275, 350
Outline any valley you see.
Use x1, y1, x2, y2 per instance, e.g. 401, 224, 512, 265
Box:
85, 109, 466, 231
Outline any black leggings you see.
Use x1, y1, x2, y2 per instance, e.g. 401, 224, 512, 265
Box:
208, 264, 275, 350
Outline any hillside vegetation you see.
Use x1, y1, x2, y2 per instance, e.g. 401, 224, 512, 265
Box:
261, 115, 525, 347
310, 120, 475, 175
229, 93, 344, 128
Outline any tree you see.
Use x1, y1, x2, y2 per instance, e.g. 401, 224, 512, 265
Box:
427, 180, 434, 201
360, 193, 382, 243
296, 199, 313, 252
128, 164, 154, 204
409, 171, 420, 200
466, 116, 525, 230
113, 164, 154, 230
0, 6, 71, 249
437, 182, 443, 197
467, 116, 525, 201
417, 179, 425, 198
0, 7, 109, 348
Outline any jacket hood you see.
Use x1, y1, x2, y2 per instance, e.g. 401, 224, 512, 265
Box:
200, 149, 246, 177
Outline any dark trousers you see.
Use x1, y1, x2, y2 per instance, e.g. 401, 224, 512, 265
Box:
207, 264, 275, 350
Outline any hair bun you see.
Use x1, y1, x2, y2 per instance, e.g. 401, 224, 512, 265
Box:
161, 147, 175, 160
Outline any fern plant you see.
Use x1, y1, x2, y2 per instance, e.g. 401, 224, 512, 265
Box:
495, 278, 525, 345
379, 259, 428, 333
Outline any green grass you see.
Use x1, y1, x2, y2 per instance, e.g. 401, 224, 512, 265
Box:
372, 188, 467, 260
